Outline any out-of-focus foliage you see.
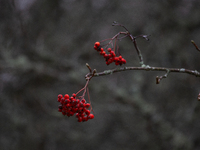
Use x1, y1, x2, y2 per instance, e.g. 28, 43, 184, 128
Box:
0, 0, 200, 150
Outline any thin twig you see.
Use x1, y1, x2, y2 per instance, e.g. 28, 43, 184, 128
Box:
112, 22, 150, 66
156, 69, 170, 84
191, 40, 200, 52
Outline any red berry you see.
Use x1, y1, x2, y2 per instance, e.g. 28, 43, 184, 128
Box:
83, 116, 88, 122
85, 103, 90, 108
58, 94, 63, 102
122, 58, 126, 64
75, 103, 80, 108
107, 48, 112, 52
62, 112, 66, 115
88, 114, 94, 119
61, 98, 65, 104
81, 99, 86, 103
70, 111, 74, 116
72, 93, 76, 98
94, 42, 100, 47
66, 104, 70, 107
76, 113, 79, 118
110, 51, 115, 57
78, 117, 83, 122
58, 94, 63, 99
64, 94, 69, 99
94, 45, 98, 50
65, 99, 70, 104
85, 110, 90, 115
78, 107, 83, 111
104, 54, 108, 58
100, 51, 106, 56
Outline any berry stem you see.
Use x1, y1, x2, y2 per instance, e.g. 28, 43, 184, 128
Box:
75, 79, 90, 99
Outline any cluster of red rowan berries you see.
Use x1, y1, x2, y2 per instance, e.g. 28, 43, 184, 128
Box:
94, 42, 126, 65
57, 93, 94, 122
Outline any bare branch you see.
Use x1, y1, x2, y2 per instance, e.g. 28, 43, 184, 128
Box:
111, 22, 149, 66
85, 66, 200, 84
191, 40, 200, 52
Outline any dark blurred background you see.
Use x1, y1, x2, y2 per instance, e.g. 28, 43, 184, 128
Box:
1, 0, 200, 150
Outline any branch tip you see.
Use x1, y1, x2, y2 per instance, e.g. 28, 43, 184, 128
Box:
86, 63, 92, 73
156, 76, 160, 84
191, 40, 200, 52
92, 69, 97, 75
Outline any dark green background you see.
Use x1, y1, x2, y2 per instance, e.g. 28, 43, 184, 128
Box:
1, 0, 200, 150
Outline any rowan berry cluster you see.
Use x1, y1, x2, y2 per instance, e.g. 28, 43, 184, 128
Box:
57, 93, 94, 122
94, 42, 126, 65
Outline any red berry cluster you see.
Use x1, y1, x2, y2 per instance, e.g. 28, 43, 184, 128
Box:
94, 42, 126, 65
57, 93, 94, 122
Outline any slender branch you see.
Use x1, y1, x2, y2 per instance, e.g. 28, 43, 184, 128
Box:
112, 21, 150, 66
191, 40, 200, 52
129, 34, 144, 66
86, 66, 200, 84
75, 79, 90, 98
95, 66, 200, 77
112, 21, 130, 32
